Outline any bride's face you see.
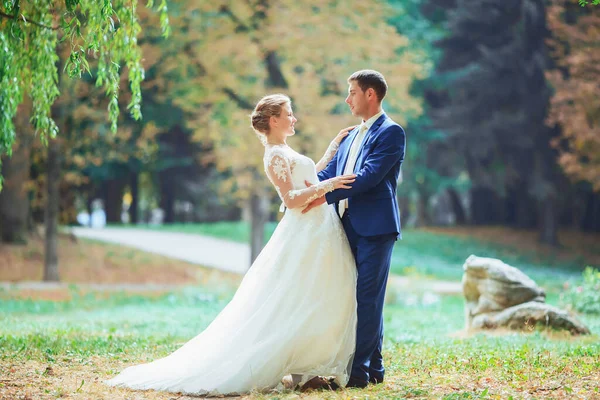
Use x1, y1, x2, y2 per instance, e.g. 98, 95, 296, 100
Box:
272, 103, 297, 137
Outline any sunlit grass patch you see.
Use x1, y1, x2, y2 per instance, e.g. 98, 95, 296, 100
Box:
2, 289, 599, 399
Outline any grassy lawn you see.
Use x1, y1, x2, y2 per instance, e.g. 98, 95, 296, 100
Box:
1, 287, 599, 399
11, 223, 591, 398
112, 222, 598, 287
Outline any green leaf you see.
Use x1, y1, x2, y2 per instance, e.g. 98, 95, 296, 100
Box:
564, 386, 573, 394
65, 0, 80, 12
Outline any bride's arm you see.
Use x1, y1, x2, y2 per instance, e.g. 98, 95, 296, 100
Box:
265, 150, 355, 210
315, 142, 340, 173
315, 126, 356, 173
266, 153, 334, 209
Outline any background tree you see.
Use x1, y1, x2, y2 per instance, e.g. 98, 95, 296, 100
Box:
157, 1, 423, 262
388, 0, 468, 227
0, 100, 33, 243
420, 0, 563, 244
0, 0, 169, 159
0, 0, 169, 280
547, 0, 600, 192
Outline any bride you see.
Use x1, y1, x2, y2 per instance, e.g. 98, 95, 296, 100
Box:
105, 94, 359, 396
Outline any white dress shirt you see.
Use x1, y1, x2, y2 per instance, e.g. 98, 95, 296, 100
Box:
339, 109, 385, 217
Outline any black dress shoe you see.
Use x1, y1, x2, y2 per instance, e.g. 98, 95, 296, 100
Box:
369, 375, 384, 385
326, 378, 340, 391
346, 376, 369, 388
300, 376, 340, 392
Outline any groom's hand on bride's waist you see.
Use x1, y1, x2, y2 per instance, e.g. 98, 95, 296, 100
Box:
302, 180, 326, 214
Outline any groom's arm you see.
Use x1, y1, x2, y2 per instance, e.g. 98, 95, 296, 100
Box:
324, 125, 405, 204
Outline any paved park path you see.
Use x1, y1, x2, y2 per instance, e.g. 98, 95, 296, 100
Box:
71, 227, 250, 273
2, 227, 462, 295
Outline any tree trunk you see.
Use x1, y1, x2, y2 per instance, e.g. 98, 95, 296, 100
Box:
60, 185, 77, 225
398, 195, 411, 227
538, 194, 558, 245
265, 51, 289, 88
564, 186, 586, 230
130, 172, 139, 224
415, 191, 430, 227
532, 139, 560, 244
470, 186, 502, 225
464, 153, 504, 225
582, 191, 600, 232
447, 188, 466, 225
514, 190, 537, 229
44, 138, 60, 282
162, 183, 175, 223
158, 171, 176, 223
0, 113, 32, 244
250, 191, 269, 265
44, 44, 67, 282
102, 179, 126, 223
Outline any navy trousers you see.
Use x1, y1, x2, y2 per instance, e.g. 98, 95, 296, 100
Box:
342, 212, 396, 383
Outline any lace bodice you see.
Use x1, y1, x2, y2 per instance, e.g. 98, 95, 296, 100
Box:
263, 142, 339, 210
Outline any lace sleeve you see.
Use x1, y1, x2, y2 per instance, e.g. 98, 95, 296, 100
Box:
315, 141, 339, 173
265, 151, 334, 210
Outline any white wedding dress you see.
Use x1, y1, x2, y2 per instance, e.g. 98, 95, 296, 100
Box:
105, 142, 358, 396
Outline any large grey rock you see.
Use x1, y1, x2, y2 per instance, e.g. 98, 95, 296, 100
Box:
462, 255, 590, 335
471, 301, 591, 335
462, 255, 546, 320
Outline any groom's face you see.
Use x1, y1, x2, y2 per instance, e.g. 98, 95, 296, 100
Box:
346, 80, 367, 119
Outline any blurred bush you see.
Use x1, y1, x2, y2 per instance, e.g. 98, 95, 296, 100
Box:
561, 267, 600, 314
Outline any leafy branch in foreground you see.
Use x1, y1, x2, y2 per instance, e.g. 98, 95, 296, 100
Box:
579, 0, 600, 6
0, 0, 169, 160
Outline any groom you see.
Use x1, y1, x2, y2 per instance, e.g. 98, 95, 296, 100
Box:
304, 69, 405, 388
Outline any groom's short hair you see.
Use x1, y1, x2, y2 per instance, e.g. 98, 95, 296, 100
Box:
348, 70, 387, 102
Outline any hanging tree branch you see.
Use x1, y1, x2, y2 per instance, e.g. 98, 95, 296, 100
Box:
0, 0, 170, 171
0, 10, 59, 30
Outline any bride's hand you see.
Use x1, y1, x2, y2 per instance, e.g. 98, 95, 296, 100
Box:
333, 126, 356, 144
331, 174, 356, 189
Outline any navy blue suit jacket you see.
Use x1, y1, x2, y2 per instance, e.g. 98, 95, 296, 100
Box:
317, 113, 405, 238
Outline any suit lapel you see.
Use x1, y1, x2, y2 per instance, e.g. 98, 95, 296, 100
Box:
354, 113, 388, 173
338, 126, 360, 174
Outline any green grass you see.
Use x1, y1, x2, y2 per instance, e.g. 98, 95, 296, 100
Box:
0, 290, 230, 361
390, 230, 586, 286
112, 221, 589, 287
15, 222, 595, 398
1, 288, 599, 399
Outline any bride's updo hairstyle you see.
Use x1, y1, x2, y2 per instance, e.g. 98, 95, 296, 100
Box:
251, 94, 291, 137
